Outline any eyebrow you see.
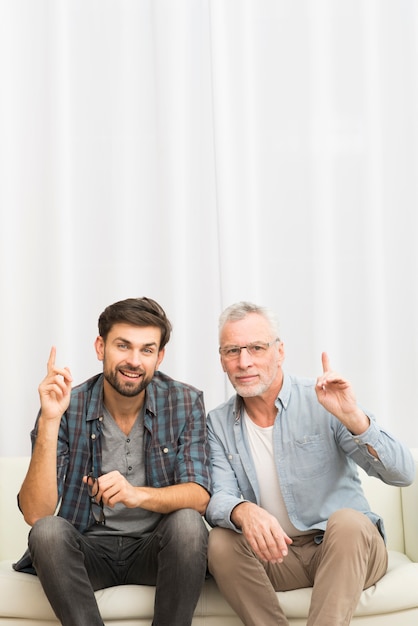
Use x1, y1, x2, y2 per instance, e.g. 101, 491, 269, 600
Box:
222, 340, 266, 347
114, 337, 159, 349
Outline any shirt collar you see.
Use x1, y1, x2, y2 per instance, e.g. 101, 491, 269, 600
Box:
85, 374, 105, 422
277, 372, 291, 410
143, 378, 157, 417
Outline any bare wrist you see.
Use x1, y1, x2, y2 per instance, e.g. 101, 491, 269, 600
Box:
346, 410, 370, 435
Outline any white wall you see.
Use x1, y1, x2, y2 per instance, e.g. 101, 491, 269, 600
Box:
1, 0, 418, 455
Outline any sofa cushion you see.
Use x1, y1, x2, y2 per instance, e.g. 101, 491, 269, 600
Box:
2, 551, 418, 621
0, 560, 234, 622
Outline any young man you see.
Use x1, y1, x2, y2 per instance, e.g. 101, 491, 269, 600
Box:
15, 297, 211, 626
205, 301, 414, 626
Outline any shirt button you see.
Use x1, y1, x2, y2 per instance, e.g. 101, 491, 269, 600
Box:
163, 447, 168, 454
128, 466, 132, 471
91, 434, 96, 440
126, 438, 130, 443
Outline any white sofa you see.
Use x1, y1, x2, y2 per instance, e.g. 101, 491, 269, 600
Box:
1, 454, 418, 626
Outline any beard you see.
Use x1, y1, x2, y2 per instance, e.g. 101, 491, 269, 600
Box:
103, 365, 153, 397
233, 381, 271, 398
230, 367, 279, 399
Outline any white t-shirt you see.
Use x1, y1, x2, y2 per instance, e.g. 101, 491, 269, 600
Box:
243, 410, 306, 537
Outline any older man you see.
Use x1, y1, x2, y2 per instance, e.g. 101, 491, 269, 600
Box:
206, 301, 414, 626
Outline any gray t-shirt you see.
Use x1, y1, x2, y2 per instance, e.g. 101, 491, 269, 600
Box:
85, 406, 162, 537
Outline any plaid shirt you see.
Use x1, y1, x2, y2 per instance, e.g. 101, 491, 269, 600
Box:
14, 371, 210, 573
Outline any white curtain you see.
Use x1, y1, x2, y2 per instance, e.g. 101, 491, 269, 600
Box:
1, 0, 418, 456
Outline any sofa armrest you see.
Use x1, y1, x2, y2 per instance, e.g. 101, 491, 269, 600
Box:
401, 448, 418, 562
0, 457, 31, 561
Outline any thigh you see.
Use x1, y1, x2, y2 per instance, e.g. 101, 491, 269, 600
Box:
29, 517, 122, 590
266, 534, 318, 592
309, 508, 388, 587
125, 510, 208, 586
209, 527, 315, 592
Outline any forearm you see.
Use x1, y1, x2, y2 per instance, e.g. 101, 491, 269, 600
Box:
18, 416, 61, 525
135, 482, 209, 515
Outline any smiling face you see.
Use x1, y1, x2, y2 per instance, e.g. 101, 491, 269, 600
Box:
220, 313, 285, 398
95, 323, 165, 398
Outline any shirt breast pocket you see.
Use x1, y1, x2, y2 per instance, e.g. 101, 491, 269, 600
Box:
292, 434, 334, 480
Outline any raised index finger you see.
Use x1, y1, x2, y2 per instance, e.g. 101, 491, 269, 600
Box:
321, 352, 331, 373
47, 346, 57, 374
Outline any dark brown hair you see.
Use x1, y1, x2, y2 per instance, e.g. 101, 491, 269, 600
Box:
98, 297, 172, 349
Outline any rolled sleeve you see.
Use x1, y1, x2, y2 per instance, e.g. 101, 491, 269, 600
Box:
176, 391, 211, 492
344, 416, 415, 485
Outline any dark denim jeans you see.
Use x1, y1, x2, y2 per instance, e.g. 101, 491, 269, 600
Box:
28, 509, 208, 626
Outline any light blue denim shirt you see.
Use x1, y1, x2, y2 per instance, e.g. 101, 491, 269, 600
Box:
206, 373, 415, 541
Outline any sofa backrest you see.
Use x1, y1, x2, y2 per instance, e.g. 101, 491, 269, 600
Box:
357, 467, 404, 552
400, 449, 418, 561
1, 454, 417, 561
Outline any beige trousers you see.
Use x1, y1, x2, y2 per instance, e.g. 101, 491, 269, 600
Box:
208, 508, 388, 626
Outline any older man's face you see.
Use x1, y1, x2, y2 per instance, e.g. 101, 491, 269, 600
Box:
219, 313, 284, 398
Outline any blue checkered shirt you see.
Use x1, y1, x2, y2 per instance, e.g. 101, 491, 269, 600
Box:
14, 371, 210, 573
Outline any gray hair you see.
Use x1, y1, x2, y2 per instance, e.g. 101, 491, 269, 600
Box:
218, 301, 280, 342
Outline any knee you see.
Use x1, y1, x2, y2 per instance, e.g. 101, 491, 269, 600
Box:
29, 516, 75, 553
162, 509, 208, 554
168, 508, 207, 537
326, 508, 375, 544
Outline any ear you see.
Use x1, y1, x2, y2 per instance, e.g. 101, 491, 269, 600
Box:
95, 336, 105, 361
156, 347, 165, 370
278, 341, 285, 365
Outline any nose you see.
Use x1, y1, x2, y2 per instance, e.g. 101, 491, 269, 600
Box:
126, 349, 143, 367
237, 346, 253, 367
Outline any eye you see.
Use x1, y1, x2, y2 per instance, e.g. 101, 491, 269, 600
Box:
247, 343, 269, 356
117, 343, 128, 350
226, 347, 241, 356
141, 344, 158, 355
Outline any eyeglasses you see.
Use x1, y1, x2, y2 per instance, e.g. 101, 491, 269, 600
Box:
219, 339, 280, 361
86, 473, 106, 525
